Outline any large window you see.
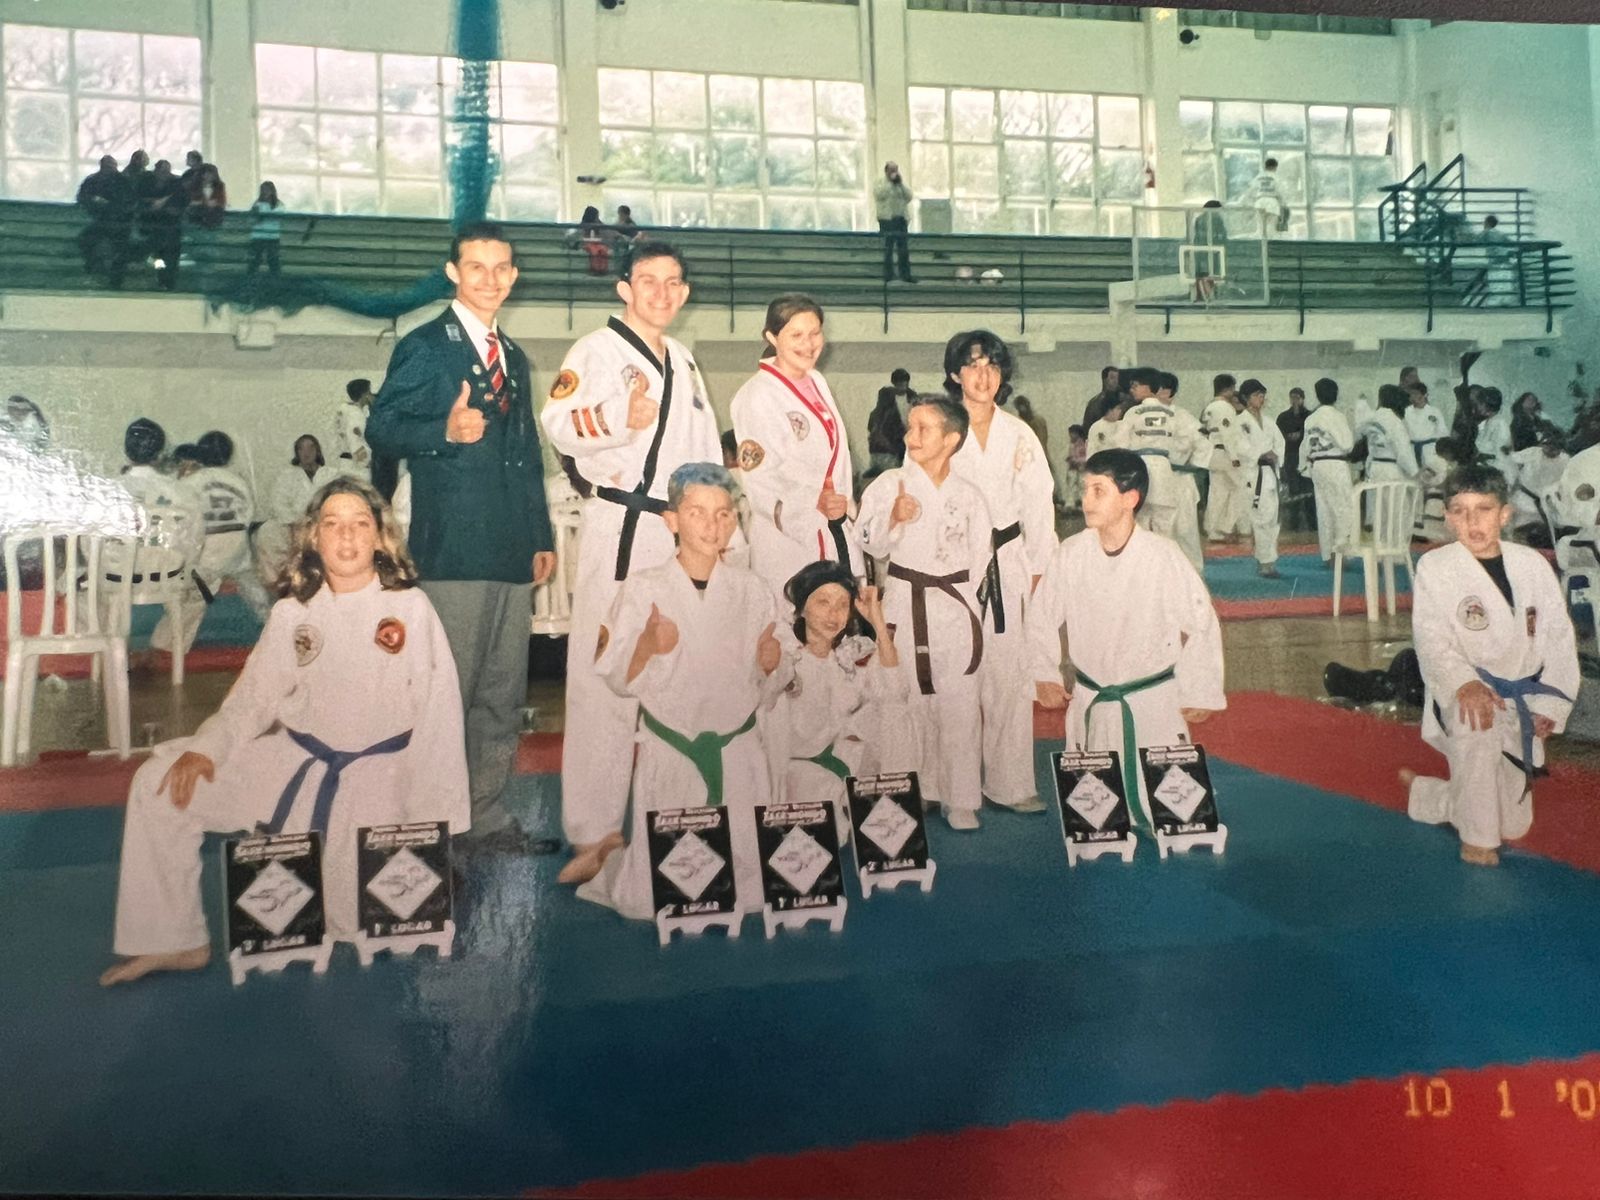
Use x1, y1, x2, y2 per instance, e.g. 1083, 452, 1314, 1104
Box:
908, 86, 1144, 235
1179, 99, 1397, 240
255, 44, 560, 219
597, 68, 868, 230
1, 23, 202, 201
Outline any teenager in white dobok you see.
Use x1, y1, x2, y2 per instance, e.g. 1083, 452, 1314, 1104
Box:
540, 243, 727, 885
730, 294, 862, 598
100, 479, 469, 986
1115, 367, 1208, 572
1029, 449, 1225, 835
946, 330, 1058, 815
1202, 374, 1250, 542
1237, 378, 1287, 579
1402, 464, 1578, 867
577, 463, 792, 920
857, 397, 993, 829
1303, 377, 1358, 562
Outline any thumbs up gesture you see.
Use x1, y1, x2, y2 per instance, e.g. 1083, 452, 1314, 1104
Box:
817, 477, 849, 520
625, 373, 659, 431
445, 380, 486, 445
641, 602, 679, 658
889, 478, 921, 529
756, 620, 781, 676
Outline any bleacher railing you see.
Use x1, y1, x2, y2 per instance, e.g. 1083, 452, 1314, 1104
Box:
0, 197, 1573, 332
1378, 154, 1535, 244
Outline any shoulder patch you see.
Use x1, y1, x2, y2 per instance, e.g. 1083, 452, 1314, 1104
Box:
550, 369, 579, 401
445, 324, 463, 342
738, 439, 766, 470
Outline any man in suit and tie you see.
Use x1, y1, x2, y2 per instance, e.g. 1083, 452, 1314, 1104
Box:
367, 221, 556, 854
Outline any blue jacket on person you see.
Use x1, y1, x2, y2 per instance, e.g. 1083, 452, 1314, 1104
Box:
367, 306, 554, 584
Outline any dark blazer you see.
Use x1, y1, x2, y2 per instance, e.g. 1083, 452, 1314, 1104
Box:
367, 305, 554, 584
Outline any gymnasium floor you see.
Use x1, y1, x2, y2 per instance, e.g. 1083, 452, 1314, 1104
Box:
4, 543, 1600, 1199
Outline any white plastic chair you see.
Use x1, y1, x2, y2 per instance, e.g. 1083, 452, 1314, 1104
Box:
1334, 480, 1423, 622
2, 529, 133, 766
98, 507, 200, 686
531, 497, 583, 638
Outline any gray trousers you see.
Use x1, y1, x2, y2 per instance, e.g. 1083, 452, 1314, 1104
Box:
420, 579, 530, 837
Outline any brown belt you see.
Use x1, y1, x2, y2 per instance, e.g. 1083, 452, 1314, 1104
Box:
886, 563, 983, 695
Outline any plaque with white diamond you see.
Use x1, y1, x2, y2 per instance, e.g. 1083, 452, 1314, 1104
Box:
755, 802, 844, 912
357, 822, 453, 939
845, 773, 934, 894
1052, 750, 1133, 844
647, 807, 737, 919
1139, 744, 1220, 836
224, 831, 326, 957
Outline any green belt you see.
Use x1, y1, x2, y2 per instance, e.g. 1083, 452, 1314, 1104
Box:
801, 742, 851, 781
640, 708, 758, 807
1073, 664, 1178, 834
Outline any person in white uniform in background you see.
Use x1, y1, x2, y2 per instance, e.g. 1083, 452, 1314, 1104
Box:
1237, 378, 1287, 579
1402, 464, 1578, 867
540, 242, 727, 885
576, 463, 791, 920
152, 430, 271, 658
1303, 377, 1358, 562
766, 562, 909, 840
1029, 449, 1225, 835
731, 294, 862, 597
1202, 374, 1249, 542
1113, 367, 1177, 537
857, 397, 993, 830
108, 419, 205, 663
1507, 430, 1569, 542
336, 378, 375, 481
99, 478, 469, 985
947, 330, 1056, 816
257, 433, 340, 587
1474, 387, 1515, 478
1250, 156, 1289, 236
1357, 386, 1420, 483
1085, 396, 1128, 458
1403, 381, 1450, 482
1154, 371, 1208, 573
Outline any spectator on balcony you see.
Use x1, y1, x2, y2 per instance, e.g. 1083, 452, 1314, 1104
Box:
613, 204, 643, 274
142, 159, 186, 291
76, 155, 135, 289
1193, 199, 1229, 300
1082, 365, 1124, 429
1249, 158, 1289, 236
873, 161, 916, 284
186, 164, 227, 230
247, 181, 283, 276
1478, 215, 1515, 306
867, 367, 914, 476
576, 206, 612, 276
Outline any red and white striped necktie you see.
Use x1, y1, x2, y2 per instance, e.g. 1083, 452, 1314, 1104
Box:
485, 331, 508, 413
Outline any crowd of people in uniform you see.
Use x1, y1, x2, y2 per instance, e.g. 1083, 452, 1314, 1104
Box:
11, 219, 1578, 983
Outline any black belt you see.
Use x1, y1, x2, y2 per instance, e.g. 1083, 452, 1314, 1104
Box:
978, 522, 1023, 634
1308, 453, 1351, 463
205, 522, 248, 534
104, 566, 186, 584
595, 485, 669, 582
886, 563, 983, 696
826, 515, 851, 567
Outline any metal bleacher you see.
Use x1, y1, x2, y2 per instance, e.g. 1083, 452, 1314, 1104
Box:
0, 197, 1573, 330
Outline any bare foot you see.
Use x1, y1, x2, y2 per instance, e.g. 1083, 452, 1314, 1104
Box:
99, 943, 210, 987
1398, 768, 1417, 789
1460, 843, 1500, 867
556, 832, 624, 885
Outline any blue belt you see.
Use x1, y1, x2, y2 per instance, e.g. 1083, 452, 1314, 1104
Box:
265, 727, 415, 835
1474, 666, 1571, 784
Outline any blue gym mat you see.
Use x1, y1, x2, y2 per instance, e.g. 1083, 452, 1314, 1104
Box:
126, 593, 264, 650
1202, 551, 1410, 603
3, 750, 1597, 1196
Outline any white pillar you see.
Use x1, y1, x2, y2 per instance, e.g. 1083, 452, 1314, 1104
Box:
559, 0, 601, 223
866, 0, 909, 203
201, 0, 257, 197
1142, 8, 1186, 229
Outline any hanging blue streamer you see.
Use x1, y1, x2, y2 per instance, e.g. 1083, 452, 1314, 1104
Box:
204, 0, 502, 320
449, 0, 502, 228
